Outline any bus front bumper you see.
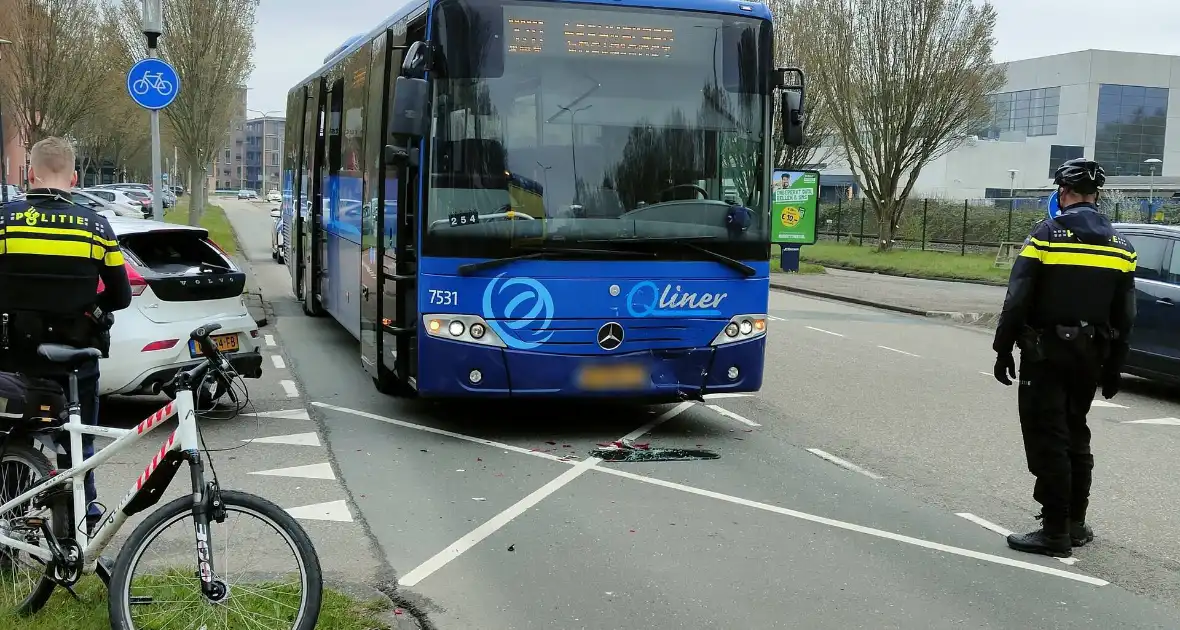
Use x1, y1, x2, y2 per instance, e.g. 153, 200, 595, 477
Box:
415, 335, 765, 401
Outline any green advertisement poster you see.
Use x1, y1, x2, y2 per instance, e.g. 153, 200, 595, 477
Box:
770, 170, 819, 245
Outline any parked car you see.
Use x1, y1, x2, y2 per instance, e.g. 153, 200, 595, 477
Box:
99, 216, 263, 404
170, 185, 185, 197
82, 187, 150, 218
70, 189, 144, 219
271, 207, 286, 264
1111, 223, 1180, 384
1, 184, 25, 202
267, 190, 282, 203
238, 189, 258, 200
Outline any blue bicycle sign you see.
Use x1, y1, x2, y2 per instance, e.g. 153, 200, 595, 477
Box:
126, 58, 180, 110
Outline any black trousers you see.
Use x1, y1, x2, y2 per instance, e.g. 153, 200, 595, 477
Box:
1016, 337, 1102, 525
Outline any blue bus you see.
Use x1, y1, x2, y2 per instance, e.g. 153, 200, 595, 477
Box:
280, 0, 806, 399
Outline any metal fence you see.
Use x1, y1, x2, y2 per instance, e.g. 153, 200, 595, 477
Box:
815, 197, 1180, 256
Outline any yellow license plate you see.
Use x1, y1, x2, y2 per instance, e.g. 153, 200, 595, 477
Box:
191, 334, 239, 356
577, 364, 649, 390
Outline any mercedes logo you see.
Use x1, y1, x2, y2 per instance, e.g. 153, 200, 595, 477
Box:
597, 322, 624, 351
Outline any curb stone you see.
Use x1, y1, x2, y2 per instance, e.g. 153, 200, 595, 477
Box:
770, 281, 1000, 329
802, 262, 1008, 286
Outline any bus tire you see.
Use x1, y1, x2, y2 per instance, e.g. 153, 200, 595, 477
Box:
374, 366, 414, 397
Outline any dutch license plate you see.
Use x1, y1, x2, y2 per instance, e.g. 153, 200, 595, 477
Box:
577, 364, 649, 391
189, 334, 240, 358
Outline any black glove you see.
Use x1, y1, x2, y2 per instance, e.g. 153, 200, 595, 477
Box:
993, 352, 1016, 386
1101, 369, 1121, 399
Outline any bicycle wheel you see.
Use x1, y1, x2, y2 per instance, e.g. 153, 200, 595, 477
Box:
0, 441, 57, 616
108, 489, 323, 630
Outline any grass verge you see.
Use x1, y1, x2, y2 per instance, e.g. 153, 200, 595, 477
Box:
800, 242, 1009, 283
164, 198, 239, 257
1, 575, 394, 629
773, 259, 826, 274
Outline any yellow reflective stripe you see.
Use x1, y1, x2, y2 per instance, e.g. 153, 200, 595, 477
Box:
104, 249, 125, 266
5, 224, 118, 248
4, 237, 96, 258
1026, 235, 1135, 260
1019, 244, 1043, 261
1040, 250, 1136, 272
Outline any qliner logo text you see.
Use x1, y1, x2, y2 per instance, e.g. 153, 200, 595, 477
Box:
626, 281, 727, 318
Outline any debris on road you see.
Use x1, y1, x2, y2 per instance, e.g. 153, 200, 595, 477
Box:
472, 497, 487, 501
590, 439, 719, 462
508, 544, 516, 552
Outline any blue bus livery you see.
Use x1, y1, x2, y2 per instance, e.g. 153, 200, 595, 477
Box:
280, 0, 806, 400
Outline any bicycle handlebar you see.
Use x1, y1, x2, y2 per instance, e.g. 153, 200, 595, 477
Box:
175, 323, 233, 391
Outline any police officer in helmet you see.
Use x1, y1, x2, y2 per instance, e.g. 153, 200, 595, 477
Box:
0, 136, 132, 534
992, 157, 1136, 558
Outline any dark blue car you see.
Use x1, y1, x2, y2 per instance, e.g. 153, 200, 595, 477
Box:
1114, 223, 1180, 383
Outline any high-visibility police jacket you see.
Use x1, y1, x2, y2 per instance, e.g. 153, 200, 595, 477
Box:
993, 203, 1137, 364
0, 189, 132, 373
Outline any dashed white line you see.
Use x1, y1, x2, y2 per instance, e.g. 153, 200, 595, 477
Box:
806, 448, 883, 479
1122, 417, 1180, 426
979, 371, 992, 377
805, 326, 844, 337
767, 315, 786, 321
955, 513, 1079, 566
280, 379, 299, 398
271, 355, 286, 369
706, 404, 761, 427
1090, 399, 1127, 409
702, 393, 753, 400
264, 334, 276, 347
878, 345, 920, 358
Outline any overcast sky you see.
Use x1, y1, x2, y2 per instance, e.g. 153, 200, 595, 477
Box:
247, 0, 1180, 115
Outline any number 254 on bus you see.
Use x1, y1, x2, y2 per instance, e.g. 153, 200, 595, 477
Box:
279, 0, 807, 400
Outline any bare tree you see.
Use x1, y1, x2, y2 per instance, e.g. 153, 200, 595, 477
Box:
107, 0, 255, 225
793, 0, 1006, 250
767, 0, 837, 170
0, 0, 111, 146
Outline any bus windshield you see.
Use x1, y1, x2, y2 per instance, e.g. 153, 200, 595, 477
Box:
425, 0, 771, 261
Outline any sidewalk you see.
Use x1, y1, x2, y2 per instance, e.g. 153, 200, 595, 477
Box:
771, 267, 1008, 326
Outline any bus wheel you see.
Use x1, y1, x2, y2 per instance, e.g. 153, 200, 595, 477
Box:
374, 366, 414, 397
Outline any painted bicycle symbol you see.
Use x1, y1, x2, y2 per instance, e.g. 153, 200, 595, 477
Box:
131, 71, 174, 97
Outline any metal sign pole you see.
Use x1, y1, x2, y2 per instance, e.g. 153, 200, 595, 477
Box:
150, 44, 163, 221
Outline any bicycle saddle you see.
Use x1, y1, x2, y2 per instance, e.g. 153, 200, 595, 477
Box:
37, 344, 103, 364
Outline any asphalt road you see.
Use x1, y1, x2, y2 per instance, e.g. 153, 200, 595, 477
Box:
217, 198, 1180, 628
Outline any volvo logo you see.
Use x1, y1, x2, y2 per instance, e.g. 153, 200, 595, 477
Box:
597, 322, 624, 351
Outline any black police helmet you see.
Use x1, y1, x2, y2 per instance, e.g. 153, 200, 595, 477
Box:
1053, 158, 1106, 195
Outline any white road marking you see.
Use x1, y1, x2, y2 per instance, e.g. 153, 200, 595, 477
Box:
877, 345, 920, 358
264, 334, 276, 347
271, 355, 287, 369
702, 393, 753, 400
768, 315, 786, 321
706, 404, 761, 427
980, 371, 992, 377
243, 432, 321, 447
397, 402, 694, 588
594, 466, 1104, 585
280, 380, 299, 398
1121, 417, 1180, 426
805, 325, 844, 337
1090, 399, 1126, 409
250, 462, 336, 480
286, 500, 353, 522
246, 408, 311, 421
806, 448, 883, 479
956, 513, 1079, 566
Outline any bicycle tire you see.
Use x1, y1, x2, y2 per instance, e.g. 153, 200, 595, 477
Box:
0, 442, 57, 616
108, 489, 323, 630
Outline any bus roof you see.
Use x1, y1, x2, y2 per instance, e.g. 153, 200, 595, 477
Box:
293, 0, 772, 90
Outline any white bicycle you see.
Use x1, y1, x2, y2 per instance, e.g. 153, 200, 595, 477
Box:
131, 71, 174, 97
0, 323, 323, 629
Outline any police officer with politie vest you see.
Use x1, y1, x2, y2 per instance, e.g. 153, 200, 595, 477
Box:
992, 157, 1137, 558
0, 136, 133, 535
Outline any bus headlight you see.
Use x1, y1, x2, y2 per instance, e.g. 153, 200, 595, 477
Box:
710, 314, 767, 346
423, 314, 505, 347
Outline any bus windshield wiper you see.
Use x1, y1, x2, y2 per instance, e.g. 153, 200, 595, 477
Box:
456, 247, 653, 276
582, 237, 757, 277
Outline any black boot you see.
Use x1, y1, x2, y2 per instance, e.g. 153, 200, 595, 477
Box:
1007, 516, 1072, 558
1070, 520, 1094, 547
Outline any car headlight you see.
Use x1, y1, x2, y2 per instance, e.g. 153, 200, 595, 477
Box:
423, 314, 505, 347
710, 314, 767, 346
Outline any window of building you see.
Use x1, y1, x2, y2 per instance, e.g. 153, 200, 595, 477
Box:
1094, 84, 1168, 176
224, 150, 231, 163
981, 86, 1060, 139
1048, 145, 1085, 178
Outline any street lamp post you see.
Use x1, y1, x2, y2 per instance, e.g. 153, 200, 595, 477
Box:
1145, 158, 1162, 220
0, 38, 11, 203
141, 0, 164, 220
1007, 169, 1018, 241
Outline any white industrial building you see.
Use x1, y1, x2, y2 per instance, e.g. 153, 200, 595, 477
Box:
819, 49, 1180, 201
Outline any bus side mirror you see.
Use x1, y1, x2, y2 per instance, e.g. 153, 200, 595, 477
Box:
401, 41, 431, 79
387, 75, 430, 141
781, 89, 805, 147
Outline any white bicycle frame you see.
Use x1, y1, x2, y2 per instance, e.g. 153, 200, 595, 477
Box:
0, 387, 201, 574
